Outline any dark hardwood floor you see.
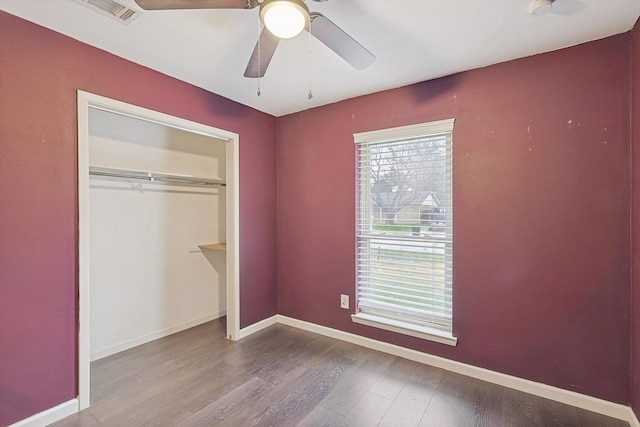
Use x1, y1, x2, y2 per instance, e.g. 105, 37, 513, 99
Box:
49, 318, 629, 427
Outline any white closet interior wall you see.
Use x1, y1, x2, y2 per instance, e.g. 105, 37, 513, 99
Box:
88, 108, 227, 361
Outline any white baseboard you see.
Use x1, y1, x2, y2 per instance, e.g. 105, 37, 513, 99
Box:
630, 408, 640, 427
236, 314, 278, 340
276, 315, 632, 423
91, 311, 226, 361
8, 399, 78, 427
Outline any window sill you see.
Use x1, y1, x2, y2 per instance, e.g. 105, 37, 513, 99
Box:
351, 313, 458, 346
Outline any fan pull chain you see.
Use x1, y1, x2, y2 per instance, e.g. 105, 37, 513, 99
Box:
257, 17, 261, 97
307, 20, 313, 100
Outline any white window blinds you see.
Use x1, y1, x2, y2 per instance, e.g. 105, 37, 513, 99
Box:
355, 119, 454, 336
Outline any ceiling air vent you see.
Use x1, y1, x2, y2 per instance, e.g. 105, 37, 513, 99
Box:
74, 0, 142, 25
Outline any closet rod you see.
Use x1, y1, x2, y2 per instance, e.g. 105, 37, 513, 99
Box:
89, 166, 226, 187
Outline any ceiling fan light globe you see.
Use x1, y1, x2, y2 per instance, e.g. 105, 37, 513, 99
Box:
261, 0, 309, 39
528, 0, 552, 17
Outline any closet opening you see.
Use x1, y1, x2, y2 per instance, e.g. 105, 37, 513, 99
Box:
77, 91, 240, 410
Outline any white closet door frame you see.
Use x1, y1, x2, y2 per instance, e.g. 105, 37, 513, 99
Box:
77, 90, 240, 410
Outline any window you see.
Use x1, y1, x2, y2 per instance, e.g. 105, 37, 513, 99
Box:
353, 119, 456, 346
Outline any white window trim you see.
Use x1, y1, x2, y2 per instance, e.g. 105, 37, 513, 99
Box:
354, 118, 455, 145
352, 313, 458, 346
353, 118, 457, 346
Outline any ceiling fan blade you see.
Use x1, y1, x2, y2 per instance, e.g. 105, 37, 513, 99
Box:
309, 12, 375, 71
134, 0, 257, 10
244, 28, 280, 78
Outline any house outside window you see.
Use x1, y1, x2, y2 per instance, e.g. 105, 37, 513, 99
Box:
353, 119, 456, 346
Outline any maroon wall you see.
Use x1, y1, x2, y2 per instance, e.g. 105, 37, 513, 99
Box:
277, 34, 632, 404
632, 22, 640, 415
0, 12, 277, 426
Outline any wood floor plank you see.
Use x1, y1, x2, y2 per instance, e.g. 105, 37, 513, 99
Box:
457, 378, 505, 427
537, 397, 581, 427
243, 356, 356, 427
86, 376, 152, 422
418, 371, 474, 427
304, 338, 372, 372
338, 341, 376, 364
90, 319, 227, 396
576, 408, 630, 427
134, 335, 231, 381
90, 352, 149, 387
90, 393, 183, 427
213, 365, 319, 427
175, 376, 274, 427
369, 356, 420, 401
296, 405, 346, 427
499, 386, 544, 427
377, 364, 444, 427
90, 373, 142, 404
233, 323, 290, 349
342, 391, 394, 427
48, 411, 100, 427
90, 344, 234, 421
409, 364, 445, 389
256, 331, 338, 383
377, 381, 435, 427
176, 362, 258, 412
585, 409, 631, 427
102, 402, 193, 427
138, 328, 224, 361
222, 326, 309, 370
320, 350, 396, 415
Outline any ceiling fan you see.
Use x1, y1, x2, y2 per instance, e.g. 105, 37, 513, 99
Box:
133, 0, 376, 78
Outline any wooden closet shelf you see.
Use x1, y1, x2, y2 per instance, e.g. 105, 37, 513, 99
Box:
198, 243, 227, 251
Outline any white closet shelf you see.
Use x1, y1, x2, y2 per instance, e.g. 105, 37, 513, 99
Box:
89, 166, 225, 187
198, 243, 227, 251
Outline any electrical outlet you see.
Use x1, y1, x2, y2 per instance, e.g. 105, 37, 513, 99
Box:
340, 294, 349, 309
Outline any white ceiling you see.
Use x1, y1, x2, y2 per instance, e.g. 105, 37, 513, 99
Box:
2, 0, 640, 117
